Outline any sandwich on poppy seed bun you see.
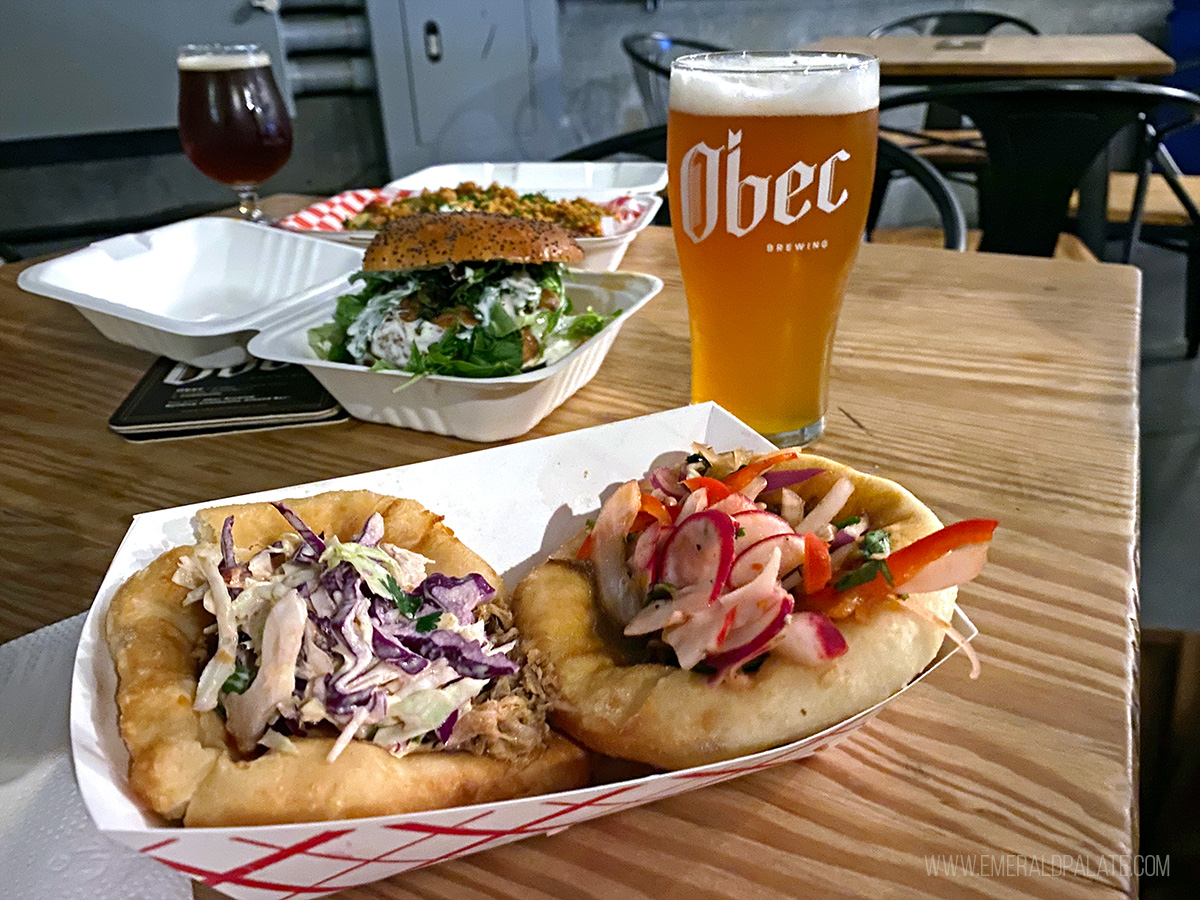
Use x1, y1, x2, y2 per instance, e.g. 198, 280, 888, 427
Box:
308, 212, 616, 377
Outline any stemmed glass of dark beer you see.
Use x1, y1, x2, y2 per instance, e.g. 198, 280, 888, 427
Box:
177, 44, 293, 221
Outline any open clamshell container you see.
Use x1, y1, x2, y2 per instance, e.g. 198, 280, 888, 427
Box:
70, 404, 977, 900
17, 219, 364, 367
247, 269, 663, 441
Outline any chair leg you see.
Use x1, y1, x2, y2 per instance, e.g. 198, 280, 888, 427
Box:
866, 170, 891, 241
1187, 236, 1200, 360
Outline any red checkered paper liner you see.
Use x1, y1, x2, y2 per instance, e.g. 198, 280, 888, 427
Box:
276, 188, 404, 233
124, 706, 881, 900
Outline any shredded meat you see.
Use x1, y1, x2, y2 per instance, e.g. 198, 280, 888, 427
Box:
444, 597, 553, 760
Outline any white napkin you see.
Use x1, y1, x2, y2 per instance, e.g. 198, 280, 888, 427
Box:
0, 615, 191, 900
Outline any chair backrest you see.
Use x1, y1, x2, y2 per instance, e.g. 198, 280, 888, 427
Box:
621, 33, 728, 126
880, 80, 1200, 257
556, 128, 968, 251
870, 137, 968, 250
869, 10, 1039, 38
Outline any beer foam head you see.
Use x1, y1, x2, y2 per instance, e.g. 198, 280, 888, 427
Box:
670, 52, 879, 116
178, 44, 271, 71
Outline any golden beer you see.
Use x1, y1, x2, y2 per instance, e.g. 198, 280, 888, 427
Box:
667, 53, 879, 445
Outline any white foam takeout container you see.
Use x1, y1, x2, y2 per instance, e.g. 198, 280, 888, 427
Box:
70, 404, 978, 900
295, 161, 667, 271
17, 218, 365, 367
246, 269, 663, 441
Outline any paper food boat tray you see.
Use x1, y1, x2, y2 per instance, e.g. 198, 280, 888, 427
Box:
70, 404, 978, 900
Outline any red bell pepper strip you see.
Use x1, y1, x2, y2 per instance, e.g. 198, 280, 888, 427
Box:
576, 530, 595, 560
721, 449, 804, 493
631, 493, 674, 532
802, 519, 998, 618
682, 476, 732, 502
802, 531, 832, 594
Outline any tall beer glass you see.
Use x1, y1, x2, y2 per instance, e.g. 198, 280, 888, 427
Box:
667, 52, 879, 446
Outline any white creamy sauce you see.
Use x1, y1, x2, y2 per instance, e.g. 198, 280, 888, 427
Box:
474, 274, 542, 330
370, 314, 446, 367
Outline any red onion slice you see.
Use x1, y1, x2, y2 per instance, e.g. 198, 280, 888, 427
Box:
771, 611, 849, 666
705, 594, 794, 677
762, 467, 823, 493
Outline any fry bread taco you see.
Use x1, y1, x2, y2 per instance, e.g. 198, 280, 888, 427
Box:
512, 447, 993, 770
105, 490, 587, 827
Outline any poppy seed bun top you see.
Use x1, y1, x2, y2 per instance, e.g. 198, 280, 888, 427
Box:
363, 212, 584, 271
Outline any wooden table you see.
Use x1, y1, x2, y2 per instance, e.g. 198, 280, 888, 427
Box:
0, 210, 1144, 899
805, 33, 1175, 84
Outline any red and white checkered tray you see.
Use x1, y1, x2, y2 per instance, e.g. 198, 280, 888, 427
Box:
70, 404, 976, 900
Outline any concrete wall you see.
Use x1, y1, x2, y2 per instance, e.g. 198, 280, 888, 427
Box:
1, 0, 1176, 256
559, 0, 1174, 143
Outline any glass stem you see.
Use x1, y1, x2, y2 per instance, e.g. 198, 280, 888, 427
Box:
235, 187, 265, 221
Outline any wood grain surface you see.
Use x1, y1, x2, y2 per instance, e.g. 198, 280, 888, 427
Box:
0, 206, 1142, 899
805, 33, 1175, 79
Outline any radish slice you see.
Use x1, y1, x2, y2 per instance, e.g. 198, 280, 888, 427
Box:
658, 510, 736, 604
771, 611, 849, 666
662, 601, 730, 670
729, 533, 806, 588
705, 594, 795, 677
895, 543, 990, 595
674, 486, 710, 523
730, 509, 794, 554
796, 477, 854, 535
708, 493, 759, 517
630, 522, 662, 582
591, 480, 644, 626
650, 465, 688, 499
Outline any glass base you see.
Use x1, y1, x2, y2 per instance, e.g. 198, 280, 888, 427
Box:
764, 417, 824, 448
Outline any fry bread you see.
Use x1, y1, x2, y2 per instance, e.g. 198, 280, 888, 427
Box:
511, 455, 957, 769
105, 489, 588, 825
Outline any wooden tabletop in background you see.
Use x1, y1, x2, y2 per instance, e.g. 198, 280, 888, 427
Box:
805, 33, 1175, 80
0, 209, 1143, 898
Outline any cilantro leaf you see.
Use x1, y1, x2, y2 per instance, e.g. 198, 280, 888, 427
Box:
862, 529, 891, 558
386, 576, 422, 616
415, 611, 442, 633
832, 515, 861, 529
834, 559, 895, 592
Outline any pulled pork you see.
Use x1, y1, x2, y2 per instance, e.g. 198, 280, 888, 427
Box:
444, 597, 553, 760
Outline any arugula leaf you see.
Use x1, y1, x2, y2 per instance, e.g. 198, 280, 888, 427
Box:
834, 559, 894, 592
862, 529, 891, 558
408, 326, 523, 378
565, 308, 616, 340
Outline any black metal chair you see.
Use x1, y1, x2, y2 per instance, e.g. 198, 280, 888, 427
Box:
556, 127, 968, 252
879, 80, 1200, 256
869, 10, 1038, 39
621, 33, 728, 126
872, 11, 1039, 174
